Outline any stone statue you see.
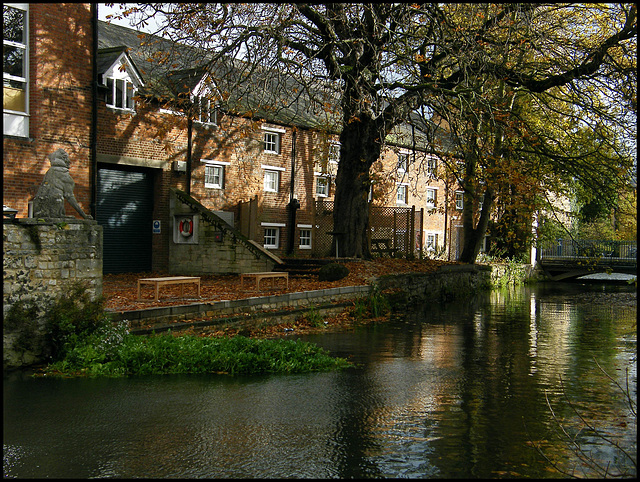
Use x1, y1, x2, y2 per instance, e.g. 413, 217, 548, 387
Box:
32, 148, 93, 219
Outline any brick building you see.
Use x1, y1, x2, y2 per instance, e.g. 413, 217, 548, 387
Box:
4, 4, 464, 274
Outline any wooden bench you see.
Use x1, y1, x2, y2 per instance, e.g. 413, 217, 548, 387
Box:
371, 238, 398, 257
137, 276, 201, 302
240, 272, 289, 291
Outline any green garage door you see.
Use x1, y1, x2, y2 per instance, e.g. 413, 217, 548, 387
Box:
97, 165, 153, 274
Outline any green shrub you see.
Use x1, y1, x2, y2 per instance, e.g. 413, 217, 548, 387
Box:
352, 286, 390, 320
368, 285, 390, 317
45, 281, 112, 361
301, 306, 325, 327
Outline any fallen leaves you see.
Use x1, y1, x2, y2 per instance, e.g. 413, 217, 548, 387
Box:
103, 257, 454, 312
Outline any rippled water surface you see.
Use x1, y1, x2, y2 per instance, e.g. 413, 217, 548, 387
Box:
3, 282, 636, 478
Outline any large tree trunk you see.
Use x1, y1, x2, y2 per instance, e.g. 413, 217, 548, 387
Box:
332, 116, 382, 258
458, 189, 494, 263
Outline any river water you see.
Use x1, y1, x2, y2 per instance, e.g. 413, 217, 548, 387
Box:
3, 282, 636, 478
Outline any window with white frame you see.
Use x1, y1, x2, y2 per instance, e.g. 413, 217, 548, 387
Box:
3, 3, 28, 137
328, 142, 340, 164
193, 95, 217, 125
397, 184, 408, 205
397, 152, 409, 173
426, 188, 437, 208
262, 128, 282, 154
298, 224, 312, 249
106, 77, 135, 110
262, 223, 285, 249
455, 191, 464, 210
203, 160, 229, 189
264, 170, 279, 192
426, 233, 438, 251
262, 164, 284, 193
316, 176, 329, 197
426, 156, 437, 176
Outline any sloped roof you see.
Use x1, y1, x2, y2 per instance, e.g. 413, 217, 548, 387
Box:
97, 20, 451, 150
97, 46, 145, 86
98, 20, 340, 131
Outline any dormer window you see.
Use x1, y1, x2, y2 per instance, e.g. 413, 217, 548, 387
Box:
98, 48, 144, 113
194, 95, 217, 125
106, 78, 135, 110
190, 74, 219, 126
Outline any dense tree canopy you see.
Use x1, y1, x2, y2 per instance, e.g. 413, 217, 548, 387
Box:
114, 3, 637, 261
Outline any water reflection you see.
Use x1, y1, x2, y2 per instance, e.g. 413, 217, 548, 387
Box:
3, 283, 636, 478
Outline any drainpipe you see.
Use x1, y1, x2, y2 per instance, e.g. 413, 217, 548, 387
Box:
90, 3, 98, 218
286, 128, 299, 255
444, 176, 449, 261
186, 117, 192, 195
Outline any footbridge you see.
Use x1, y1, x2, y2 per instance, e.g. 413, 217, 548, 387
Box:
538, 239, 637, 281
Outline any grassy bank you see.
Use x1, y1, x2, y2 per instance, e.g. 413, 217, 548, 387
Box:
42, 331, 352, 378
14, 281, 352, 378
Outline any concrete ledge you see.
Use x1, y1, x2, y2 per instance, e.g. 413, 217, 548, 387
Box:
107, 285, 372, 326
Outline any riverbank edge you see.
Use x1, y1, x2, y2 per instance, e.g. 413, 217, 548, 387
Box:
117, 263, 509, 336
2, 263, 534, 371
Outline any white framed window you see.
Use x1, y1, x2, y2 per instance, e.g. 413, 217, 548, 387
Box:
193, 95, 217, 125
396, 184, 408, 205
426, 156, 437, 176
262, 129, 282, 154
298, 224, 312, 249
203, 160, 229, 189
264, 227, 278, 248
426, 233, 438, 251
316, 176, 329, 197
397, 152, 409, 173
264, 170, 279, 192
426, 188, 437, 208
106, 77, 136, 111
328, 142, 340, 164
261, 222, 285, 249
455, 191, 464, 210
262, 164, 284, 193
3, 3, 29, 137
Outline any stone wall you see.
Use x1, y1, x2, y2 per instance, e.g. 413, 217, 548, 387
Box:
375, 264, 494, 305
3, 218, 103, 368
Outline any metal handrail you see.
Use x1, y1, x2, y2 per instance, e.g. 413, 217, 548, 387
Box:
540, 239, 637, 261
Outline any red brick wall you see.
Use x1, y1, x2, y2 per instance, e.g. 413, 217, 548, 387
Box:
3, 4, 94, 219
